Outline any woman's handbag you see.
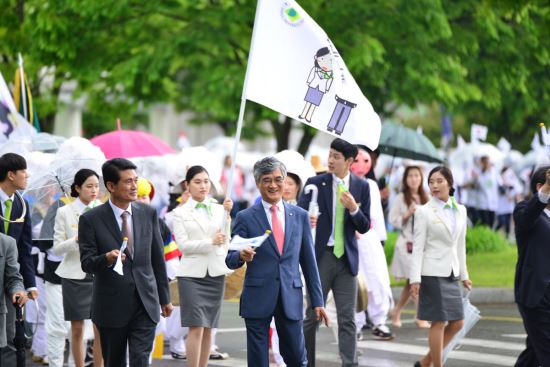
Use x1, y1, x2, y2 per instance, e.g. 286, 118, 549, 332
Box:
169, 279, 179, 306
356, 273, 369, 312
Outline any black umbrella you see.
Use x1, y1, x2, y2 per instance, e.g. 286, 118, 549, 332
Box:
13, 300, 26, 367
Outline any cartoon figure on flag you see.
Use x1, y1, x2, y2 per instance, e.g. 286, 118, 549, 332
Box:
327, 95, 357, 135
299, 47, 333, 122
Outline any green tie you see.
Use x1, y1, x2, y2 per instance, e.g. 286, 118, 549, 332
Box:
196, 202, 212, 216
4, 199, 12, 234
333, 182, 345, 258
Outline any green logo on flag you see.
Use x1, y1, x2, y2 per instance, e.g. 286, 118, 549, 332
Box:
285, 7, 301, 22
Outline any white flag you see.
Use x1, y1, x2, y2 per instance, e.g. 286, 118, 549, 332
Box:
470, 123, 488, 142
245, 0, 381, 150
541, 123, 550, 157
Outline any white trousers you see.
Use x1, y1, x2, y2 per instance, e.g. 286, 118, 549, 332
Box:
26, 277, 47, 357
45, 282, 71, 367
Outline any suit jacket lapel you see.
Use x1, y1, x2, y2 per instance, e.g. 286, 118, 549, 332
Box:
6, 196, 23, 237
282, 202, 295, 257
320, 174, 333, 225
429, 198, 452, 237
99, 204, 124, 245
188, 204, 209, 234
252, 203, 279, 257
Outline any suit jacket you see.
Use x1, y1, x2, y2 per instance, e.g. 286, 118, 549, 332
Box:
513, 194, 550, 308
226, 202, 323, 320
172, 200, 232, 278
410, 197, 469, 284
52, 201, 100, 280
78, 202, 170, 328
0, 195, 35, 288
297, 172, 371, 276
0, 233, 25, 347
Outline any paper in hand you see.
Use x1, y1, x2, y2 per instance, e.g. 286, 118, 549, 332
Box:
113, 237, 128, 276
229, 231, 271, 251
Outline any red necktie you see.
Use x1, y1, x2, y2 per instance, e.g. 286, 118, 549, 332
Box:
270, 205, 284, 255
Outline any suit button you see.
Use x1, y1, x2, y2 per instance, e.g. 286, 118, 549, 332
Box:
276, 277, 280, 281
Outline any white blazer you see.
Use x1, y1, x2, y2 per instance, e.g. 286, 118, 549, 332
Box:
52, 200, 100, 280
172, 199, 233, 278
410, 197, 469, 284
306, 67, 333, 92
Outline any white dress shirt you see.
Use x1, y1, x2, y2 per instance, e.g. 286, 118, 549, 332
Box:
188, 197, 212, 223
435, 197, 457, 236
0, 188, 15, 217
261, 199, 285, 234
108, 199, 133, 232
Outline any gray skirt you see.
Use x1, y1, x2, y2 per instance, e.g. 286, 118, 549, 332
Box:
178, 274, 225, 328
417, 276, 464, 322
61, 275, 93, 321
304, 86, 324, 106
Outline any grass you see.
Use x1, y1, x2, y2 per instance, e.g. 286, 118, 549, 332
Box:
384, 231, 517, 288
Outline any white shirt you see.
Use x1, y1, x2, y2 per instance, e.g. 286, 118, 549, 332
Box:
327, 173, 359, 247
188, 197, 211, 223
261, 199, 285, 234
436, 197, 457, 236
0, 188, 15, 217
108, 199, 133, 232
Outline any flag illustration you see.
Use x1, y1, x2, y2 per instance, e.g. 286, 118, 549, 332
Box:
244, 0, 381, 149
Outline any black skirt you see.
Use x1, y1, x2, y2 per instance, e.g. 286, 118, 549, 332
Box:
61, 275, 93, 321
417, 275, 464, 322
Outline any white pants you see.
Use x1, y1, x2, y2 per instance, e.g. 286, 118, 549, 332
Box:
356, 230, 393, 329
270, 319, 286, 366
26, 277, 47, 357
45, 282, 71, 367
164, 306, 187, 354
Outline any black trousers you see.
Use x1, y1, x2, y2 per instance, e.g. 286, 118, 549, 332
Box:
515, 285, 550, 367
98, 296, 156, 367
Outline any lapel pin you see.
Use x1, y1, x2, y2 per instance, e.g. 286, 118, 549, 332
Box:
289, 212, 293, 216
322, 182, 326, 186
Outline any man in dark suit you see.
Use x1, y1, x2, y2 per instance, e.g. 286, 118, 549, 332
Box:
226, 157, 328, 367
298, 138, 371, 367
513, 166, 550, 367
0, 153, 37, 365
79, 158, 172, 367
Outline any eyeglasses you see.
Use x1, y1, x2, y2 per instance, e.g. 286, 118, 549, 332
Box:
260, 177, 285, 186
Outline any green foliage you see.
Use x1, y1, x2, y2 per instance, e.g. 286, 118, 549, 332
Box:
1, 0, 548, 151
465, 225, 512, 254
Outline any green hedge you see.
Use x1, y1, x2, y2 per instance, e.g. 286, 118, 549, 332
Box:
384, 225, 512, 263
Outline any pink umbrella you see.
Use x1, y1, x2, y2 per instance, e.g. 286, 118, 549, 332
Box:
90, 119, 175, 159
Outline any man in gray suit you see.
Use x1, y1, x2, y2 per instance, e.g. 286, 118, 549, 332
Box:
0, 232, 27, 366
79, 158, 172, 367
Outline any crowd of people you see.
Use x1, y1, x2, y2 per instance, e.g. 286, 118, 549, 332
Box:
0, 135, 548, 367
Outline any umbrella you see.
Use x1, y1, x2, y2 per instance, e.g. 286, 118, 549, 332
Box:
90, 120, 175, 159
274, 150, 316, 191
379, 121, 443, 163
14, 299, 27, 367
442, 294, 481, 362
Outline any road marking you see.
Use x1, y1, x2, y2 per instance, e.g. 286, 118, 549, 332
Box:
216, 327, 247, 333
502, 333, 527, 339
401, 309, 522, 322
417, 337, 524, 351
357, 340, 517, 366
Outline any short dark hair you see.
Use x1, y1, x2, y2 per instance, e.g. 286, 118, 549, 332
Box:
330, 138, 358, 160
70, 169, 99, 198
102, 158, 137, 189
185, 165, 209, 183
0, 153, 27, 181
530, 165, 550, 194
428, 166, 456, 196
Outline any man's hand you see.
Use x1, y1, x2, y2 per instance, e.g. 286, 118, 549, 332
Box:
12, 291, 27, 306
410, 283, 420, 299
314, 307, 330, 327
106, 249, 125, 266
161, 303, 174, 318
463, 279, 473, 291
27, 289, 39, 300
239, 247, 256, 262
309, 214, 318, 228
340, 191, 358, 212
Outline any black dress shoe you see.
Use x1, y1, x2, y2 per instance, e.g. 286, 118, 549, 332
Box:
414, 362, 421, 367
171, 352, 186, 360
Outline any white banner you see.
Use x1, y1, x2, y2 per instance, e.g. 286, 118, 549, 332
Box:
471, 123, 488, 142
245, 0, 381, 150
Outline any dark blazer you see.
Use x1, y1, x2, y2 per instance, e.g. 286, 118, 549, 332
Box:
513, 194, 550, 308
78, 202, 170, 328
226, 202, 323, 320
297, 172, 370, 276
0, 196, 36, 288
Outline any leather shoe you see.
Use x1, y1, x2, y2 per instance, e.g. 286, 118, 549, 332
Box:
171, 352, 186, 360
414, 362, 421, 367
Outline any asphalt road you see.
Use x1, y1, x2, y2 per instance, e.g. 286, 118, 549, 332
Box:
27, 301, 527, 366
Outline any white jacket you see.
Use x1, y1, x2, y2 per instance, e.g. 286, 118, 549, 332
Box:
410, 197, 469, 284
52, 201, 100, 280
172, 199, 233, 278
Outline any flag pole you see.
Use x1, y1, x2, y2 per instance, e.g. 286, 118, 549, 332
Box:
225, 0, 263, 202
17, 53, 28, 122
